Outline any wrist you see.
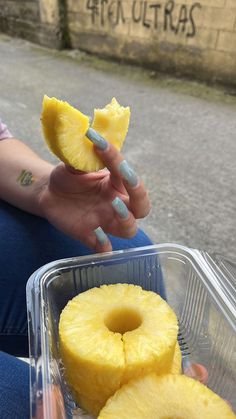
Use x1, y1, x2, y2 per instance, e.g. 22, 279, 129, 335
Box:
33, 166, 54, 218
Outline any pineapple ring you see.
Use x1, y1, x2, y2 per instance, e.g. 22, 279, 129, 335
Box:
98, 373, 236, 419
59, 284, 178, 416
171, 342, 182, 375
41, 96, 130, 172
71, 342, 181, 417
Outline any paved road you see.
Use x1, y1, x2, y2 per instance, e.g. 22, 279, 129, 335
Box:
1, 35, 236, 260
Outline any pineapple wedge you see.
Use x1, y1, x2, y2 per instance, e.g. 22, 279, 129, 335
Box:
41, 96, 130, 172
59, 284, 178, 416
98, 373, 236, 419
171, 342, 182, 374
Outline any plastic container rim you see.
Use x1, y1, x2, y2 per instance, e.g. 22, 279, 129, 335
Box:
26, 242, 236, 419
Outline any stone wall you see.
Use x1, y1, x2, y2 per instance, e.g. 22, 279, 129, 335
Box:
0, 0, 61, 48
0, 0, 236, 85
67, 0, 236, 85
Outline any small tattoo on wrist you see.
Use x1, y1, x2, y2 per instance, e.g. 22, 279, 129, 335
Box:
17, 170, 35, 186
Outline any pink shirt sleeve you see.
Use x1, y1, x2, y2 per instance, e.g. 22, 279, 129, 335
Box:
0, 119, 13, 140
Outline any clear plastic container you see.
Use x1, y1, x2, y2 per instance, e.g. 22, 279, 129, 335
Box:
26, 243, 236, 418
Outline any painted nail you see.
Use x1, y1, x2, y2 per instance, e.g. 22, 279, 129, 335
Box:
94, 227, 108, 246
112, 197, 129, 219
119, 160, 139, 187
86, 127, 108, 150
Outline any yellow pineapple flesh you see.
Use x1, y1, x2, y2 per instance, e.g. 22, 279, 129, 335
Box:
73, 342, 181, 416
41, 96, 130, 172
171, 342, 182, 375
98, 373, 236, 419
59, 284, 178, 416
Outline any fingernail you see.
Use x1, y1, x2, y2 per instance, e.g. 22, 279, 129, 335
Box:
86, 128, 108, 150
112, 197, 129, 219
94, 227, 108, 246
119, 160, 139, 187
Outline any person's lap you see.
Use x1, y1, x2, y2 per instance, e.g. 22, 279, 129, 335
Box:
0, 199, 153, 357
0, 351, 30, 419
0, 200, 153, 418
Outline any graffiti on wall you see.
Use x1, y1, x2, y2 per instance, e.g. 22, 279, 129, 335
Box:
86, 0, 201, 37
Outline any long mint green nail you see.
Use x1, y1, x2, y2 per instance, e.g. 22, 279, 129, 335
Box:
86, 128, 108, 150
112, 197, 129, 219
94, 227, 108, 245
119, 160, 139, 187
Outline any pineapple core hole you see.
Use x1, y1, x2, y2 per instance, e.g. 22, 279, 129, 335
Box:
105, 307, 142, 334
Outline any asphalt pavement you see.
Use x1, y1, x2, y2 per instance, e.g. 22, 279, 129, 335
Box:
0, 34, 235, 260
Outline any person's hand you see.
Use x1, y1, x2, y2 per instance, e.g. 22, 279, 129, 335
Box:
38, 140, 151, 253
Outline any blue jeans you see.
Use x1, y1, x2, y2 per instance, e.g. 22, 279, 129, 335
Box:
0, 200, 153, 418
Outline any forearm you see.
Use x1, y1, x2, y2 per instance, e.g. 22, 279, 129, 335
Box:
0, 139, 54, 216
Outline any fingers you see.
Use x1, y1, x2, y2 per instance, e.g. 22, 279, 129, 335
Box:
94, 141, 124, 181
111, 197, 138, 238
119, 160, 151, 218
68, 132, 150, 252
94, 227, 113, 253
78, 227, 112, 254
92, 198, 138, 244
94, 143, 151, 219
83, 198, 138, 254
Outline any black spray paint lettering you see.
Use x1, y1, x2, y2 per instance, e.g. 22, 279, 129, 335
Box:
132, 1, 142, 23
164, 0, 175, 32
149, 4, 162, 30
132, 1, 161, 29
87, 0, 126, 25
108, 0, 126, 25
164, 1, 201, 36
175, 4, 189, 34
86, 0, 201, 37
86, 0, 99, 24
101, 0, 108, 26
188, 2, 201, 37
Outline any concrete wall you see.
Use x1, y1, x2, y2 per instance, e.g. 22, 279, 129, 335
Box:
0, 0, 61, 48
0, 0, 236, 86
67, 0, 236, 85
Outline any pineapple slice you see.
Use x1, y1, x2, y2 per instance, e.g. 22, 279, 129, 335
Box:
98, 373, 236, 419
41, 96, 130, 172
171, 342, 182, 374
59, 284, 178, 416
71, 342, 182, 416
